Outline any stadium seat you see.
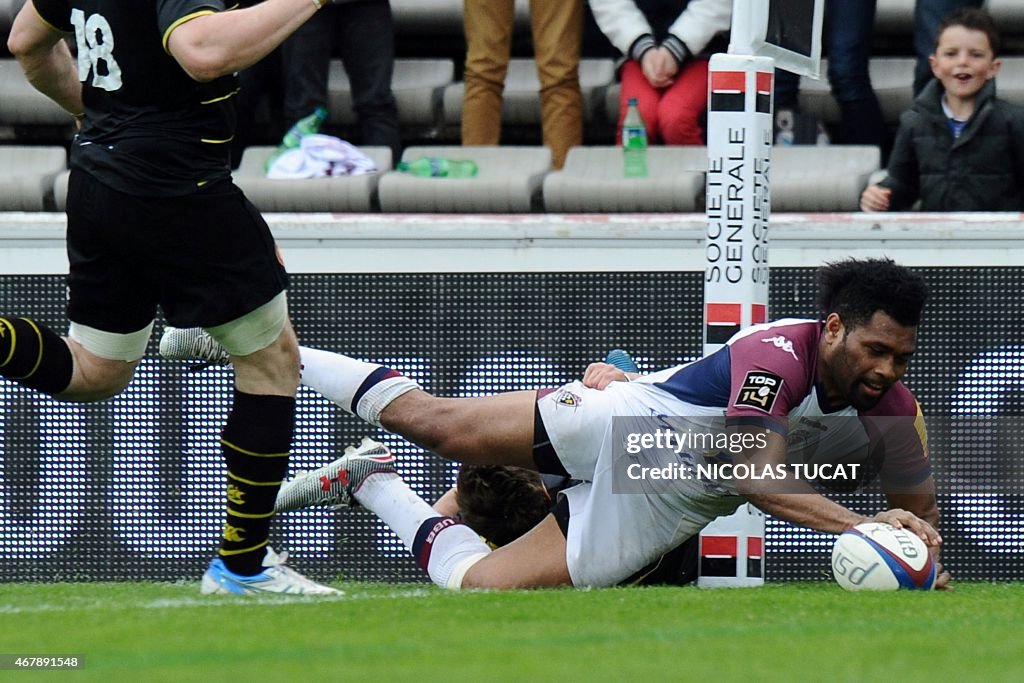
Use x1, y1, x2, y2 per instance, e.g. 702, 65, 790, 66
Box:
0, 145, 67, 210
995, 57, 1024, 108
230, 145, 392, 212
602, 84, 622, 129
987, 0, 1024, 26
770, 146, 881, 212
0, 59, 75, 126
1, 0, 20, 27
800, 55, 1024, 126
52, 169, 69, 211
327, 59, 454, 131
798, 58, 916, 126
873, 0, 1023, 47
873, 0, 914, 36
542, 146, 706, 212
377, 145, 551, 212
1, 0, 20, 48
391, 0, 530, 35
390, 0, 463, 34
441, 59, 617, 128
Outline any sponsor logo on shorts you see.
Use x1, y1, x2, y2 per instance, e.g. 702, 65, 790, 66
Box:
556, 391, 582, 408
734, 371, 783, 413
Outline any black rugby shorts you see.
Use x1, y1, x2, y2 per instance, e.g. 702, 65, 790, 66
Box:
65, 170, 288, 333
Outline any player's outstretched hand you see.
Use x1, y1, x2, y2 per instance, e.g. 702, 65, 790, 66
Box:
582, 362, 629, 390
870, 508, 942, 547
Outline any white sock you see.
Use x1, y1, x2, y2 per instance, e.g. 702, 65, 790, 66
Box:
355, 473, 490, 590
299, 346, 420, 426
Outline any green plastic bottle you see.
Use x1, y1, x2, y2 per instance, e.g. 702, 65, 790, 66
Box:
622, 98, 648, 178
397, 156, 479, 178
265, 107, 329, 171
282, 107, 329, 148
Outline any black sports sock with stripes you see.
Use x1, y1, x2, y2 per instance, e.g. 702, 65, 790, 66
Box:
0, 317, 73, 395
219, 390, 295, 576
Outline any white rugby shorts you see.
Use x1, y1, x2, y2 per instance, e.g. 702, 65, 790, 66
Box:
537, 379, 743, 587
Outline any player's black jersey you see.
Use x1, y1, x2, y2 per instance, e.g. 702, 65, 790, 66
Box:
32, 0, 238, 196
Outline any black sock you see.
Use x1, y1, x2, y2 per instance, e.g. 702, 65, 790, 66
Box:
0, 317, 73, 395
218, 390, 295, 576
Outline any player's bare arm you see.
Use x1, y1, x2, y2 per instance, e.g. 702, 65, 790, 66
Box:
7, 2, 83, 117
886, 481, 940, 529
166, 0, 325, 82
733, 427, 942, 546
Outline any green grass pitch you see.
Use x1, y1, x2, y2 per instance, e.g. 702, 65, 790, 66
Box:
1, 581, 1022, 681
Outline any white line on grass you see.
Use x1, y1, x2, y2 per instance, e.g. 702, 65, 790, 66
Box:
0, 587, 434, 614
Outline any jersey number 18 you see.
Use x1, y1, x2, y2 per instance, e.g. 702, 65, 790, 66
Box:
70, 9, 123, 91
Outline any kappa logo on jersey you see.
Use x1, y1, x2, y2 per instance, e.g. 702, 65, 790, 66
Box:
556, 391, 582, 408
761, 335, 799, 360
735, 371, 784, 413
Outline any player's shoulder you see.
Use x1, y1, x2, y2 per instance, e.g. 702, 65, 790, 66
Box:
725, 320, 820, 415
727, 319, 820, 366
728, 318, 819, 343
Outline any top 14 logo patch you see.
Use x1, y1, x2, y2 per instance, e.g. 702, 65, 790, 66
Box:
734, 371, 783, 413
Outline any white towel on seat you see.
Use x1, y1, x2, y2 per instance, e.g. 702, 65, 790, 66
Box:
266, 134, 378, 179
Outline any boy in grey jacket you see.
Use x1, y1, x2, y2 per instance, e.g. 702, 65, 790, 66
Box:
861, 7, 1024, 212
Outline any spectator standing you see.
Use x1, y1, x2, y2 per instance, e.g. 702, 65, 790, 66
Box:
824, 0, 890, 160
462, 0, 584, 170
588, 0, 731, 146
235, 0, 401, 166
861, 8, 1024, 212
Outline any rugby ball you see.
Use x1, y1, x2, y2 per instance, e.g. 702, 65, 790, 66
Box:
831, 522, 936, 591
